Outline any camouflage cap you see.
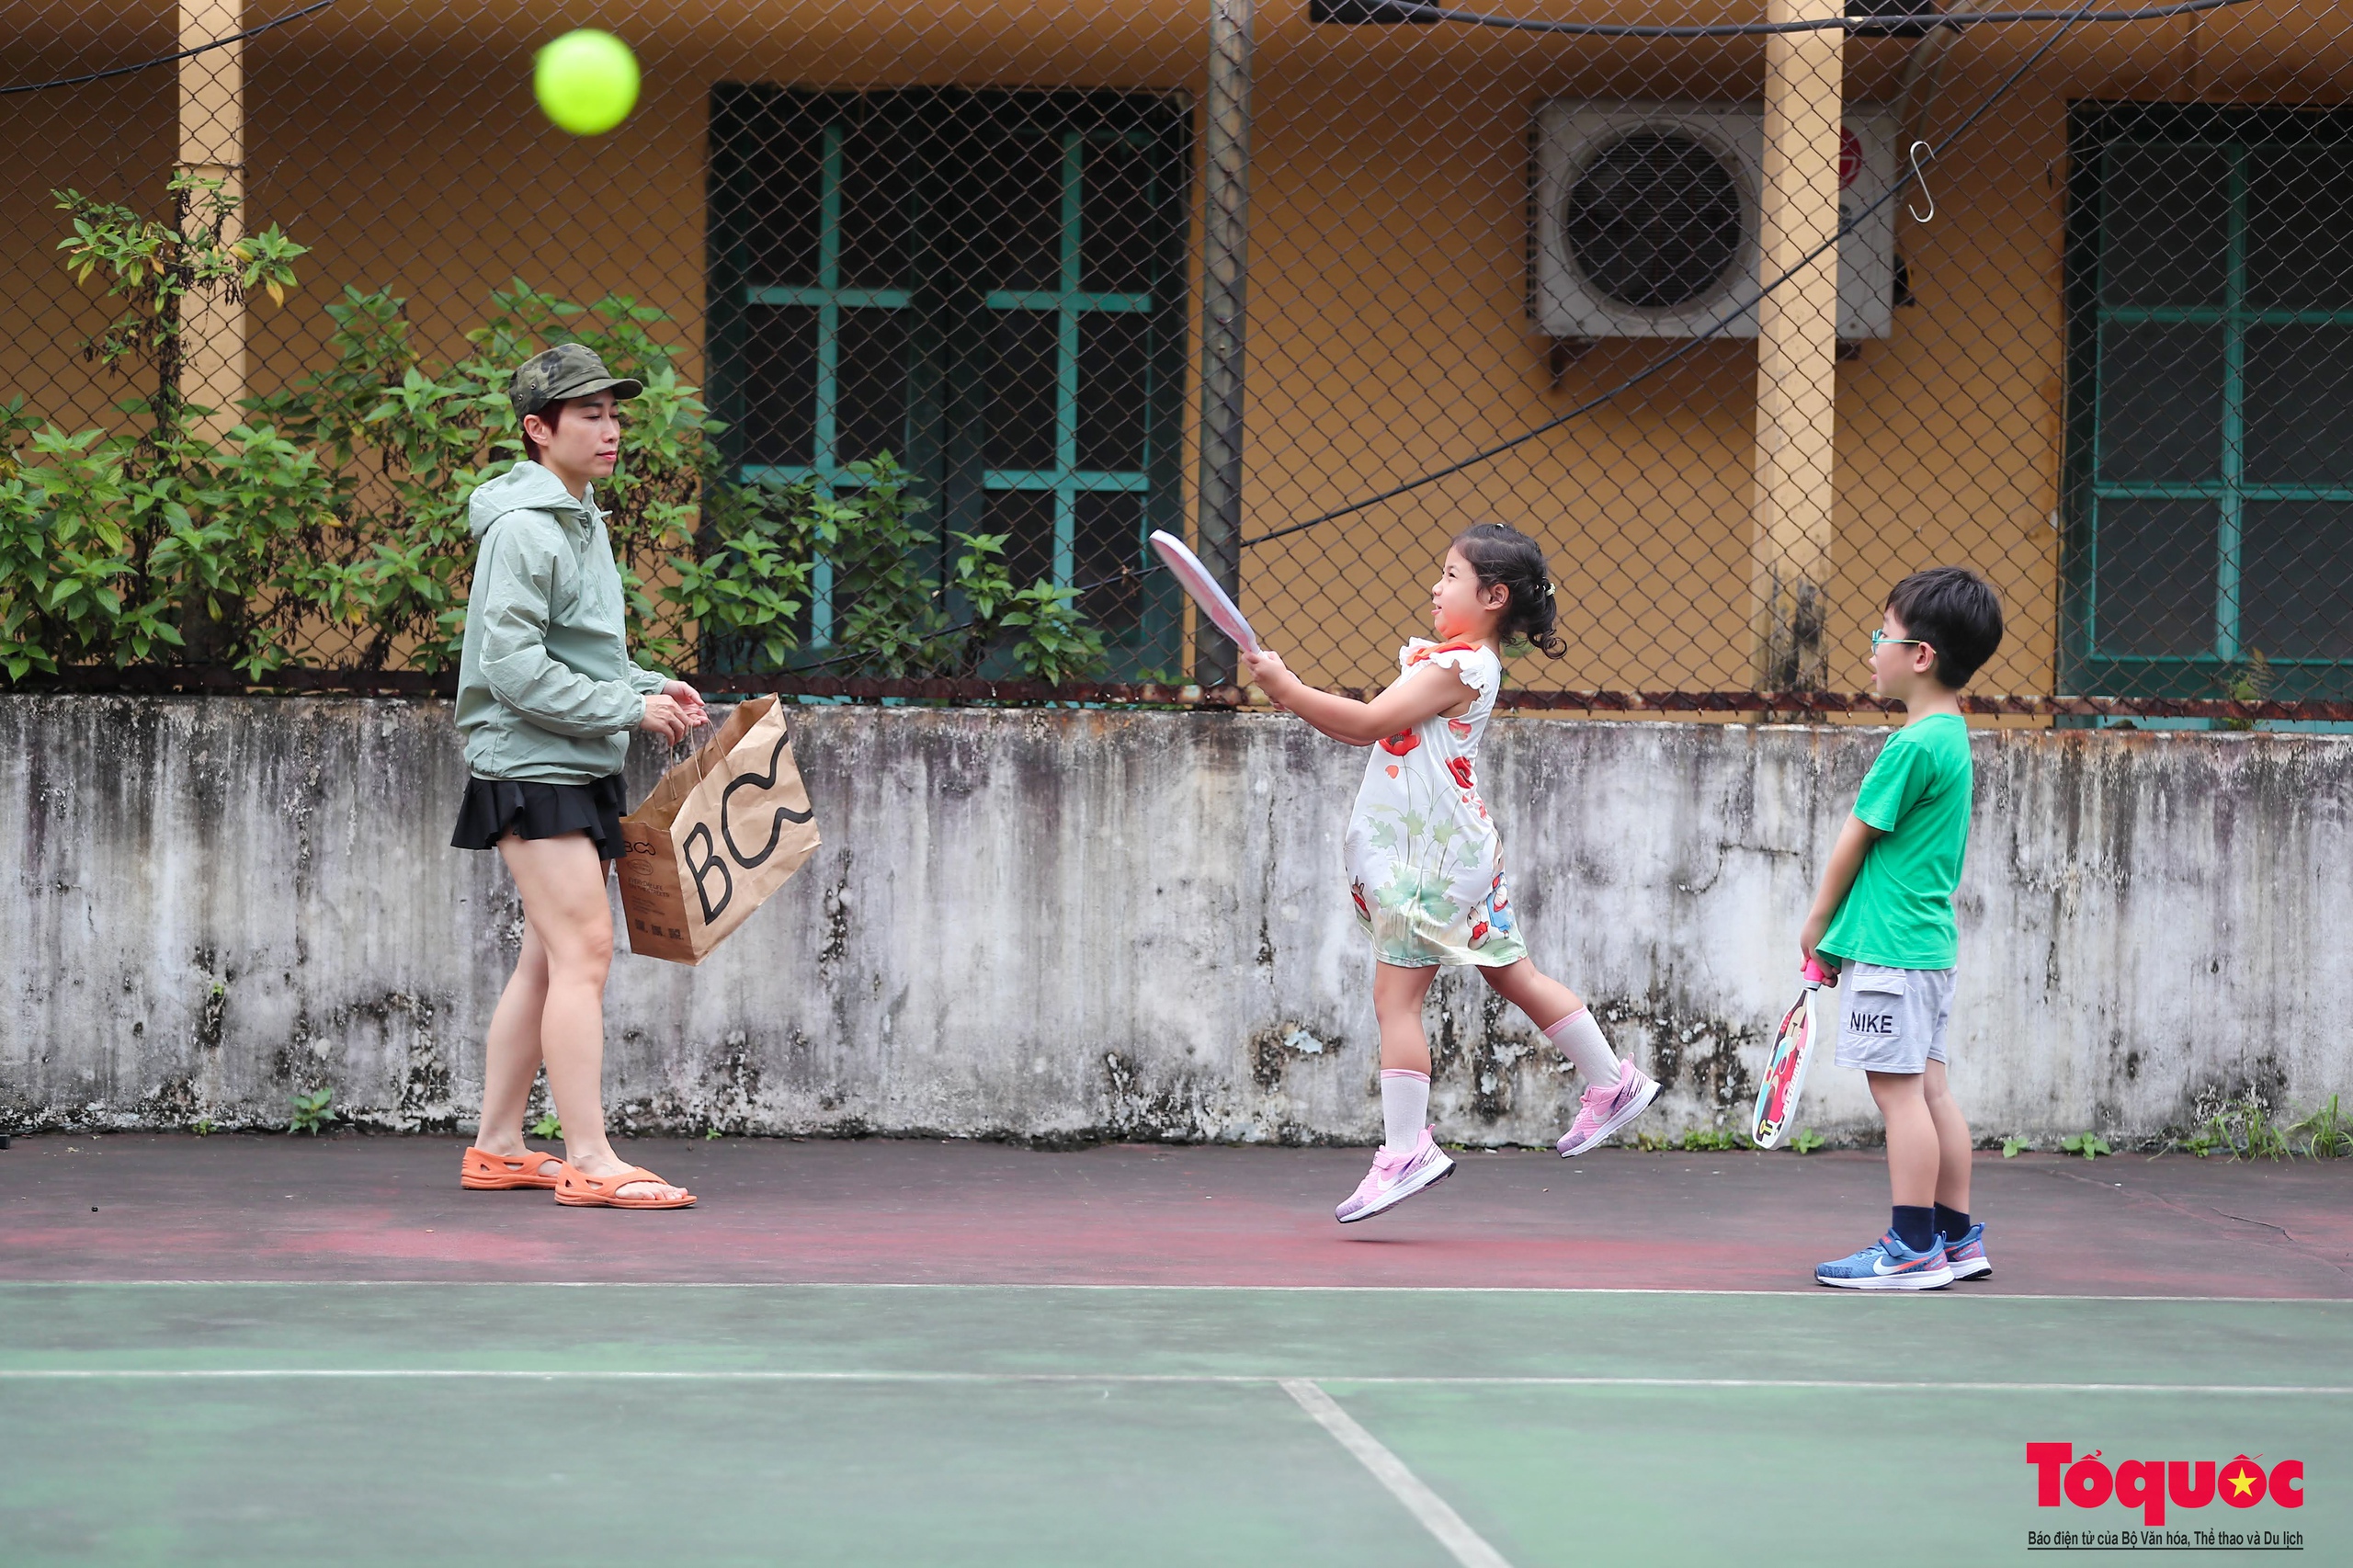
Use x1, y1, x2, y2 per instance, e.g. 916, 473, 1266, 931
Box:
508, 343, 644, 418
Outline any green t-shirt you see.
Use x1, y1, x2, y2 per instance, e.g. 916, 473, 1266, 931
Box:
1818, 713, 1973, 971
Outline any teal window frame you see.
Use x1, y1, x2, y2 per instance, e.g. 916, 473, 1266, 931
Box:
2062, 102, 2353, 702
736, 121, 914, 644
978, 131, 1156, 592
707, 87, 1188, 676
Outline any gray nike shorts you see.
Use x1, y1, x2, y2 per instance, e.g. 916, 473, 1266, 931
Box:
1832, 962, 1954, 1074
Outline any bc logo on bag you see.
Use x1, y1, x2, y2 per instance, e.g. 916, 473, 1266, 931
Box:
615, 696, 821, 965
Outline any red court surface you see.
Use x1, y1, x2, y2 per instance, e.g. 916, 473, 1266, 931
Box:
5, 1134, 2347, 1294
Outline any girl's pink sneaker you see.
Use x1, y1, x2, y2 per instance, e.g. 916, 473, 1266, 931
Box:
1334, 1128, 1456, 1222
1554, 1060, 1661, 1155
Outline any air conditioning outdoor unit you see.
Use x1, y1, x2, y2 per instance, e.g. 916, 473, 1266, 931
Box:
1530, 101, 1901, 342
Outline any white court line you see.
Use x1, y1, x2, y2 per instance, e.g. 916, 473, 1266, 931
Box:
6, 1280, 2347, 1304
1282, 1379, 1514, 1568
0, 1369, 2344, 1394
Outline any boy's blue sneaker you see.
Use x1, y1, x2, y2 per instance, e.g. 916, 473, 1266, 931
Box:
1814, 1230, 1954, 1290
1942, 1222, 1991, 1280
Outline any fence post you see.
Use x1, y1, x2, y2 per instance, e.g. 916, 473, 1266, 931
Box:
178, 0, 245, 446
1750, 0, 1846, 692
1195, 0, 1254, 689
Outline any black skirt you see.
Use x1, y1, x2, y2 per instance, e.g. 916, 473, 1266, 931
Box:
450, 774, 629, 859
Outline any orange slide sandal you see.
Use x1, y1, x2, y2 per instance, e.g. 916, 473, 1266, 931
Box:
553, 1165, 697, 1210
460, 1147, 567, 1190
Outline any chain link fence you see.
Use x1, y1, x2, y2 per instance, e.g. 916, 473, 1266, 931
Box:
4, 0, 2348, 719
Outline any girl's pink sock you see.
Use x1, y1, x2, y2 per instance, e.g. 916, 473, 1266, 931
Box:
1545, 1008, 1621, 1088
1379, 1068, 1430, 1153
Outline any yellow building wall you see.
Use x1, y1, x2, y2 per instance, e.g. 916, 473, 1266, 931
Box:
1214, 33, 2083, 699
5, 1, 2347, 699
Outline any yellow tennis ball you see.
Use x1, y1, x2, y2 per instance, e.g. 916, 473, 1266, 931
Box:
534, 28, 640, 137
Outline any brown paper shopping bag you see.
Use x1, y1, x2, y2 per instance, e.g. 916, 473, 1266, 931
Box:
616, 696, 821, 964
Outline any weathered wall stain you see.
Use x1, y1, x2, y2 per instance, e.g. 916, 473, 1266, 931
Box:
2, 697, 2348, 1146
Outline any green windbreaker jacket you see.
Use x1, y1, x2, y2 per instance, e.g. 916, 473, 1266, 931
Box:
453, 461, 666, 784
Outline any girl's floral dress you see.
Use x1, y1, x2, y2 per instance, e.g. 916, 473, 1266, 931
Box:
1343, 639, 1526, 968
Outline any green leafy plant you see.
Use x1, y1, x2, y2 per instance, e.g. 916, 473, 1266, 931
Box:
2217, 649, 2274, 730
529, 1111, 563, 1141
286, 1087, 335, 1136
0, 396, 36, 479
1677, 1127, 1742, 1153
236, 273, 1108, 682
681, 460, 1108, 684
248, 278, 720, 673
191, 1117, 214, 1137
2287, 1096, 2351, 1159
1, 425, 169, 676
0, 182, 324, 678
665, 476, 818, 671
2185, 1085, 2290, 1161
2001, 1136, 2031, 1158
1002, 583, 1109, 682
8, 229, 1112, 686
2183, 1090, 2351, 1160
1789, 1128, 1824, 1154
2059, 1131, 2110, 1161
55, 175, 307, 437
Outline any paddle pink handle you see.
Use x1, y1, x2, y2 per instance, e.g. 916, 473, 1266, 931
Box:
1801, 956, 1834, 985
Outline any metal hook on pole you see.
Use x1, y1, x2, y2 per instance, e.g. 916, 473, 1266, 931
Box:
1906, 139, 1937, 222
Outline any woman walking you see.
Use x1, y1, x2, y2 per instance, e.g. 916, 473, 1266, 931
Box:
449, 344, 703, 1209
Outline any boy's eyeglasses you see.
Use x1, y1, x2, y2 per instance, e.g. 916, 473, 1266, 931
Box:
1870, 631, 1931, 652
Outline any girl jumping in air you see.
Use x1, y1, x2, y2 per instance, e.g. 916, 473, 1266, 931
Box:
1245, 523, 1660, 1221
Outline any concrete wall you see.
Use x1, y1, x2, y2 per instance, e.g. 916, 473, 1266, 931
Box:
5, 696, 2348, 1146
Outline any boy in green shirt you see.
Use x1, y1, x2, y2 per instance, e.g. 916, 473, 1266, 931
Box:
1801, 567, 2006, 1290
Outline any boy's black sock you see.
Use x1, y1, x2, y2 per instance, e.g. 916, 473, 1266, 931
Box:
1934, 1202, 1971, 1241
1891, 1205, 1937, 1254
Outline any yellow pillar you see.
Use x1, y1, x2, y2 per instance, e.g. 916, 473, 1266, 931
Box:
1750, 0, 1845, 692
178, 0, 244, 444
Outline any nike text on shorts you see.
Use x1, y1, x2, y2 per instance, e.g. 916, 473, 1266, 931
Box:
1831, 962, 1954, 1074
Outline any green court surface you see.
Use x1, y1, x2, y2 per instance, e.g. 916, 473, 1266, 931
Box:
3, 1283, 2344, 1565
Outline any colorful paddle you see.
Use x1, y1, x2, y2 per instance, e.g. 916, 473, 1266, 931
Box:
1149, 529, 1260, 655
1750, 956, 1836, 1150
